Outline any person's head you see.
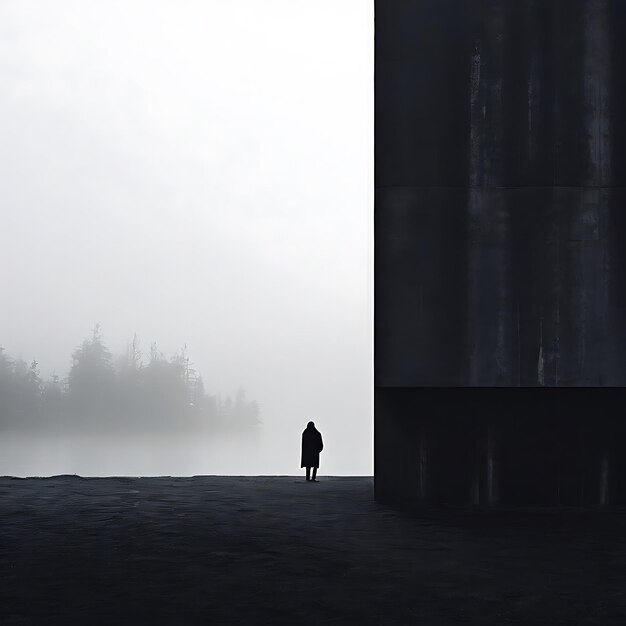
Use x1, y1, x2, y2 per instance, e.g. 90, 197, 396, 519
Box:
307, 421, 315, 430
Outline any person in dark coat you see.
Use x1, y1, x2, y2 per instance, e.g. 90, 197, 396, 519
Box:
301, 421, 323, 481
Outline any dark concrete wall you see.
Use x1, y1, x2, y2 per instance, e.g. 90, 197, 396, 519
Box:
375, 0, 626, 504
375, 388, 626, 506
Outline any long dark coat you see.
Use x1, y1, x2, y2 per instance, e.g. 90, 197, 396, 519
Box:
301, 426, 323, 468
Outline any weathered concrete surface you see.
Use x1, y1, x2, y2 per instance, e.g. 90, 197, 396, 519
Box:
2, 476, 626, 625
375, 0, 626, 387
377, 188, 626, 387
375, 0, 626, 504
375, 388, 626, 506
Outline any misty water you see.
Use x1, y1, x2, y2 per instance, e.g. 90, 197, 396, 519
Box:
0, 423, 369, 477
0, 431, 261, 477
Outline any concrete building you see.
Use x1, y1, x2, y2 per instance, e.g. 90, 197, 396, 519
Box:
375, 0, 626, 505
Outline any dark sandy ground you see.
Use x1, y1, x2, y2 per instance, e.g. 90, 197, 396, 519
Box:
1, 476, 626, 625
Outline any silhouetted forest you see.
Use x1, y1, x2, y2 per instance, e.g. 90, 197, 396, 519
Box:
0, 326, 260, 433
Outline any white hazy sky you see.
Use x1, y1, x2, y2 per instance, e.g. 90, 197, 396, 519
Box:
0, 1, 373, 475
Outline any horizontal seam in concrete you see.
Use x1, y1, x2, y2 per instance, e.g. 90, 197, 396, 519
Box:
375, 185, 626, 191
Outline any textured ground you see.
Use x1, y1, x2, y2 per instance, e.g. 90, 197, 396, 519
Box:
1, 476, 626, 625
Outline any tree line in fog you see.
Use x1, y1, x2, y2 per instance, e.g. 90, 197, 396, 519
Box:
0, 326, 260, 433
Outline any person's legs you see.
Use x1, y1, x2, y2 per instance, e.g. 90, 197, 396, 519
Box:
306, 467, 311, 481
312, 467, 317, 481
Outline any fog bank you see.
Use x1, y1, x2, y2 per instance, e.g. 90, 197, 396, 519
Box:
0, 1, 373, 475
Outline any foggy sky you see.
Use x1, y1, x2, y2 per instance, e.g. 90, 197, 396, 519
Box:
0, 1, 373, 475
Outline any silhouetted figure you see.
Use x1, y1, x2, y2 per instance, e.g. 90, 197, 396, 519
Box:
301, 421, 323, 481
